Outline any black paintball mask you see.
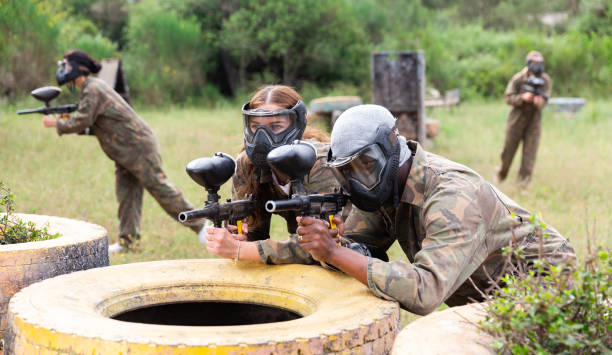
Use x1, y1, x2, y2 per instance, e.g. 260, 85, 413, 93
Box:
242, 101, 307, 169
56, 59, 87, 86
327, 126, 401, 212
526, 59, 545, 77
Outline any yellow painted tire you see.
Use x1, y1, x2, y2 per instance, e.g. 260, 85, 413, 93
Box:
391, 303, 494, 354
0, 214, 108, 339
5, 259, 399, 354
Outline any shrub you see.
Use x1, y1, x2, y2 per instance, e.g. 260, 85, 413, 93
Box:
220, 0, 370, 87
123, 0, 207, 104
0, 182, 59, 245
0, 0, 60, 97
479, 216, 611, 354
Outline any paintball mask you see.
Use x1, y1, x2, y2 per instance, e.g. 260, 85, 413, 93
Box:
526, 60, 545, 76
56, 59, 87, 86
327, 125, 401, 212
242, 101, 307, 169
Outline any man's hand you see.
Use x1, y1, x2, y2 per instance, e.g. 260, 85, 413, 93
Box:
521, 92, 534, 103
42, 115, 57, 128
296, 216, 340, 262
533, 95, 545, 108
205, 224, 247, 259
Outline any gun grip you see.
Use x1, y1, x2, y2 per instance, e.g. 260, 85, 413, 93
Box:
237, 220, 243, 235
328, 215, 341, 245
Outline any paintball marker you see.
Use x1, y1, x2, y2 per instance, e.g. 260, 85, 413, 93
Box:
178, 152, 255, 234
17, 86, 78, 116
264, 141, 348, 234
522, 76, 548, 100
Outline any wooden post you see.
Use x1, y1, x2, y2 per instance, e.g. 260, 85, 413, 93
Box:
371, 51, 425, 142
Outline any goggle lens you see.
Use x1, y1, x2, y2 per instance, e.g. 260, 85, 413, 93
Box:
329, 145, 386, 190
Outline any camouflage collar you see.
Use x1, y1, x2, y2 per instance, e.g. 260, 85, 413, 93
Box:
81, 76, 93, 90
400, 140, 427, 207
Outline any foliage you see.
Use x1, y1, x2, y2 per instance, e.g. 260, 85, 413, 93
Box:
220, 0, 369, 86
479, 215, 611, 354
0, 182, 59, 245
123, 0, 208, 104
1, 0, 612, 103
0, 0, 61, 96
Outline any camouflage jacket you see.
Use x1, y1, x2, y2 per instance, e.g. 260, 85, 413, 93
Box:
504, 68, 552, 120
258, 141, 576, 314
56, 77, 159, 166
232, 139, 345, 248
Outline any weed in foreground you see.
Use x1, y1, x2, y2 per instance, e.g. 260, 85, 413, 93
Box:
478, 215, 611, 354
0, 182, 59, 245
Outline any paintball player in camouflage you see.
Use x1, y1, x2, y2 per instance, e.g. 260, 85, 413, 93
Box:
42, 50, 204, 253
288, 105, 573, 315
205, 85, 368, 262
495, 50, 551, 188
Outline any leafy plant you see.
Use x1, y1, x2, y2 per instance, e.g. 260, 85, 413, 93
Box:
479, 215, 611, 354
0, 182, 59, 245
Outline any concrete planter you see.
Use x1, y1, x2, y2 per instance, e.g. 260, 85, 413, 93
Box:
392, 303, 495, 355
1, 214, 108, 339
5, 259, 399, 354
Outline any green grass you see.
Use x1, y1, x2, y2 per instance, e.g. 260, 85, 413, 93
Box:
1, 99, 610, 326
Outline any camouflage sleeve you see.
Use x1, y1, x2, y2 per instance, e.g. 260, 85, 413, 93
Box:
366, 173, 487, 315
56, 85, 98, 135
255, 236, 316, 265
342, 207, 394, 249
504, 73, 523, 107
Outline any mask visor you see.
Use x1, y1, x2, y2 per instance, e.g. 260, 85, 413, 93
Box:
242, 105, 298, 144
328, 144, 386, 191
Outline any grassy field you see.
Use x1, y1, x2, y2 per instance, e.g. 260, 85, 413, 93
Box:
1, 98, 610, 325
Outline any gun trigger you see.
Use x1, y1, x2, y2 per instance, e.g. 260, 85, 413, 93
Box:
328, 215, 341, 243
237, 220, 243, 235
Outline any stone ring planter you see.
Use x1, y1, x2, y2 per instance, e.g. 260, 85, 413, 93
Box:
1, 213, 108, 339
391, 303, 495, 354
5, 259, 399, 354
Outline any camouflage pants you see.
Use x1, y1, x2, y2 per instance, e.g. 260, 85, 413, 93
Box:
115, 156, 203, 241
497, 111, 541, 183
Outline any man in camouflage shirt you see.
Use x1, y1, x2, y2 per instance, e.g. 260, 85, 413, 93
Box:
496, 50, 551, 188
263, 105, 575, 315
43, 50, 203, 252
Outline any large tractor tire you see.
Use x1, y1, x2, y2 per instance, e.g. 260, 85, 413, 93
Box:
0, 214, 108, 340
5, 259, 399, 354
391, 303, 494, 354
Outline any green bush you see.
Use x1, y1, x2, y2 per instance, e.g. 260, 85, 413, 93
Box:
220, 0, 369, 86
57, 17, 118, 60
123, 0, 207, 104
480, 216, 611, 354
0, 182, 59, 245
0, 0, 61, 96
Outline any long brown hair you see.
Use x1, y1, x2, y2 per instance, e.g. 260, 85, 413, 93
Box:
240, 85, 329, 201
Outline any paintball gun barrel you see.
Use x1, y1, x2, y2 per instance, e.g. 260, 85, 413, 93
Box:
264, 141, 348, 225
178, 152, 255, 230
17, 86, 78, 116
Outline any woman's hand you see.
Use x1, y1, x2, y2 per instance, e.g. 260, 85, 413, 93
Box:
296, 216, 341, 262
42, 115, 57, 128
205, 223, 248, 259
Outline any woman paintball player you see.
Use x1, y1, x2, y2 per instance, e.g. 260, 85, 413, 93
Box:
42, 49, 204, 253
205, 85, 373, 263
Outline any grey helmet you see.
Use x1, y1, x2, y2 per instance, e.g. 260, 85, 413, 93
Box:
327, 105, 410, 211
